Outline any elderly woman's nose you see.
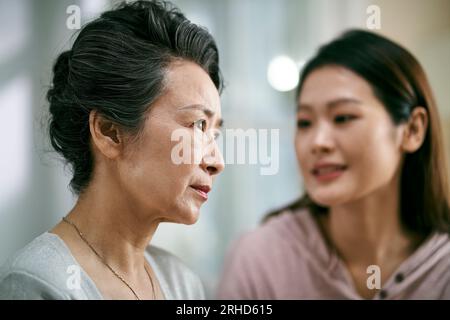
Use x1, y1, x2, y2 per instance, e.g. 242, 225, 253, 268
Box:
201, 142, 225, 176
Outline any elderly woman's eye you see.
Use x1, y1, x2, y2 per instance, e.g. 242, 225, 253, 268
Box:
193, 119, 207, 132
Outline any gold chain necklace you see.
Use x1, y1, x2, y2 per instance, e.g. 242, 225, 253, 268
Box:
62, 216, 156, 300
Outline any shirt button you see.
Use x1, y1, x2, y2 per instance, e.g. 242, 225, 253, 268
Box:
379, 290, 388, 299
395, 273, 404, 283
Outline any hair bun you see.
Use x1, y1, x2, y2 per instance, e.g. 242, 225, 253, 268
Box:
47, 50, 71, 103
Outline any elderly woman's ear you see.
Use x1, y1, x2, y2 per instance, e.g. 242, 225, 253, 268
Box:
89, 110, 127, 159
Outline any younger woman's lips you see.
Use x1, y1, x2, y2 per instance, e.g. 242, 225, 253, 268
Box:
313, 165, 347, 182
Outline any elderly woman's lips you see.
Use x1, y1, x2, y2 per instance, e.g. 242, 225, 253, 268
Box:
190, 185, 210, 200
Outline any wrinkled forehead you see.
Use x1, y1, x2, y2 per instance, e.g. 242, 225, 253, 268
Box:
162, 60, 221, 114
144, 62, 221, 130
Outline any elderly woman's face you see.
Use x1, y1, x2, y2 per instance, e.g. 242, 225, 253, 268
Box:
118, 60, 224, 224
295, 66, 404, 206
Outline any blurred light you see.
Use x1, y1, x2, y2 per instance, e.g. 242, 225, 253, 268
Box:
0, 76, 31, 210
267, 56, 300, 92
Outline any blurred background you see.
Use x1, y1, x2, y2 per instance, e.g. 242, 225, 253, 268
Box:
0, 0, 449, 298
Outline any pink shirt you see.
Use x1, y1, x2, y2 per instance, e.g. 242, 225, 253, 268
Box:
217, 209, 450, 299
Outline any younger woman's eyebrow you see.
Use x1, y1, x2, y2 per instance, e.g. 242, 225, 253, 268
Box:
327, 97, 362, 108
298, 97, 362, 111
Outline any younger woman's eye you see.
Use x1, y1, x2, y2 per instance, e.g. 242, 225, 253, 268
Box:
193, 119, 207, 132
297, 119, 311, 129
334, 115, 357, 124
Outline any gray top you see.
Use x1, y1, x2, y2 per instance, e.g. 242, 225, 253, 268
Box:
0, 232, 205, 300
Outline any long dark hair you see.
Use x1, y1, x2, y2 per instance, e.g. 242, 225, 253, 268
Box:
265, 29, 450, 236
47, 0, 222, 194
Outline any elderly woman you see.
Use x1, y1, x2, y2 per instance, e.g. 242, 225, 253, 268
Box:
0, 0, 224, 300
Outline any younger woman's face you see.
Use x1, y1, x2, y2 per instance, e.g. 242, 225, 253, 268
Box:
295, 66, 405, 206
116, 60, 224, 225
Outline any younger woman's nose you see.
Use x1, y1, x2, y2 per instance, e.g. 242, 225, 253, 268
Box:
311, 123, 335, 155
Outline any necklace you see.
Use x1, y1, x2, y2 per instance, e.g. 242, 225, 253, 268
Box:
62, 216, 156, 300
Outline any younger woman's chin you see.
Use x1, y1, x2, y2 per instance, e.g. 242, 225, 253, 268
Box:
309, 193, 349, 207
